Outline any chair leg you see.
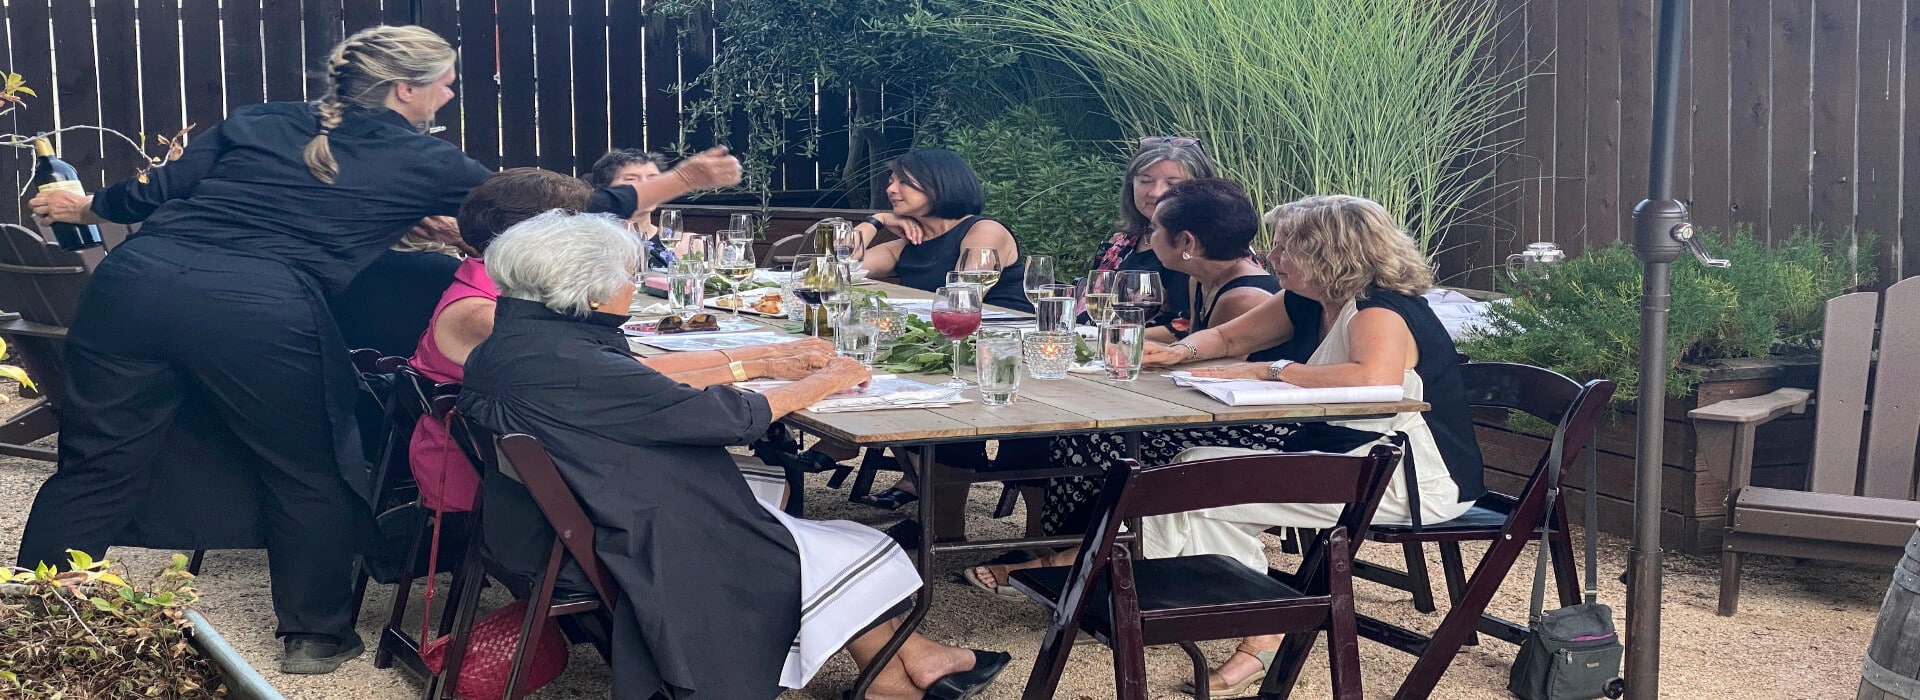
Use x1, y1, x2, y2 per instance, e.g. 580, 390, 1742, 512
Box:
186, 550, 206, 576
1401, 542, 1436, 613
508, 545, 566, 700
1176, 641, 1211, 700
1391, 504, 1541, 700
991, 483, 1020, 519
1549, 502, 1582, 607
429, 543, 490, 700
1264, 630, 1319, 700
1436, 542, 1477, 646
846, 451, 883, 502
1111, 635, 1149, 700
782, 458, 808, 518
1020, 615, 1082, 700
1717, 550, 1742, 616
1323, 531, 1363, 700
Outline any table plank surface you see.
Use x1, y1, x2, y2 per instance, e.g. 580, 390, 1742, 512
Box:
626, 279, 1426, 444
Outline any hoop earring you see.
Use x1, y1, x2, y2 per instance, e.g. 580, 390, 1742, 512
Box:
1181, 251, 1193, 261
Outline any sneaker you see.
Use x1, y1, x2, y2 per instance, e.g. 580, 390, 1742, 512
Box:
280, 632, 365, 674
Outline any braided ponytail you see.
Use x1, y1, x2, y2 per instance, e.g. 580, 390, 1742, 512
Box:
301, 25, 457, 185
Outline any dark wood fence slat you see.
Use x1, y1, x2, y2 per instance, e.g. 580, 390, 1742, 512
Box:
607, 0, 645, 150
1514, 0, 1551, 247
1580, 0, 1622, 255
1904, 0, 1920, 279
1552, 0, 1590, 252
497, 0, 538, 168
419, 0, 463, 147
534, 0, 575, 173
571, 0, 610, 173
135, 0, 186, 139
0, 1, 21, 225
457, 0, 501, 169
1726, 0, 1771, 236
223, 0, 267, 108
261, 0, 306, 102
344, 0, 383, 34
1689, 0, 1733, 236
1768, 0, 1815, 240
815, 86, 852, 199
382, 0, 413, 26
92, 0, 143, 185
179, 0, 226, 131
642, 2, 685, 154
1617, 0, 1656, 249
1807, 0, 1858, 244
1851, 0, 1902, 284
49, 0, 103, 183
681, 2, 720, 152
305, 0, 347, 98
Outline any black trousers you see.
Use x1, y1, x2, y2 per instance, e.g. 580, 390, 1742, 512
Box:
18, 236, 363, 641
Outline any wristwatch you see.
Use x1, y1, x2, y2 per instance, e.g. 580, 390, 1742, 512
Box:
1266, 359, 1294, 381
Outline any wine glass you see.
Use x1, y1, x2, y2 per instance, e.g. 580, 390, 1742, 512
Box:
831, 220, 865, 263
822, 260, 856, 327
1082, 269, 1119, 325
1023, 255, 1056, 306
729, 212, 756, 240
790, 255, 846, 338
1115, 269, 1166, 322
715, 240, 758, 318
681, 234, 716, 275
953, 247, 1003, 293
657, 209, 685, 247
930, 284, 984, 388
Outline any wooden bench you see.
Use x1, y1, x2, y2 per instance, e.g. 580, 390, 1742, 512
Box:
1692, 275, 1920, 615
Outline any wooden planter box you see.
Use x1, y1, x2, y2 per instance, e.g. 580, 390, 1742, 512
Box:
1475, 356, 1822, 553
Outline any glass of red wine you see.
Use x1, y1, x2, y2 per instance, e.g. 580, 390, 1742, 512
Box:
1114, 269, 1165, 325
931, 284, 984, 388
790, 254, 845, 338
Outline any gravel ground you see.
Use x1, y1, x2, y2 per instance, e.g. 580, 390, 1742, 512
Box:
0, 440, 1889, 699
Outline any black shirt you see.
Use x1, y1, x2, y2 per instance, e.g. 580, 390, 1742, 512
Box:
1191, 273, 1281, 332
330, 249, 463, 356
892, 215, 1034, 312
1114, 244, 1190, 330
89, 102, 642, 296
1249, 290, 1486, 501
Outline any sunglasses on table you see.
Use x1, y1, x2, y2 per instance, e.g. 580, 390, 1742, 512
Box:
1138, 136, 1202, 148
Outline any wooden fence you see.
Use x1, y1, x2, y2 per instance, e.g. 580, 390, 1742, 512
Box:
1441, 0, 1920, 288
3, 1, 1915, 287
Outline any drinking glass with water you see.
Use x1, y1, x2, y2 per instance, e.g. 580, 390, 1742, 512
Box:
1101, 307, 1146, 381
668, 261, 706, 316
975, 327, 1022, 405
837, 309, 883, 366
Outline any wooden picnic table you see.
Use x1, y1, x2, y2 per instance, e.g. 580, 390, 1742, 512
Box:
628, 279, 1427, 698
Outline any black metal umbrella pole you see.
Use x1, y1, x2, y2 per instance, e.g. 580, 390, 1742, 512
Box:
1629, 0, 1728, 696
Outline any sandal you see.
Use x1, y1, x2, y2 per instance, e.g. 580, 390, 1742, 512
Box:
957, 563, 1024, 599
1177, 642, 1277, 698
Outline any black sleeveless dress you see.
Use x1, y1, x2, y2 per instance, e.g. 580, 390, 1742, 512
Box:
890, 215, 1034, 313
1190, 273, 1282, 332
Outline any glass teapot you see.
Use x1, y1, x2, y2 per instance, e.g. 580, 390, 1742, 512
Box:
1504, 241, 1566, 283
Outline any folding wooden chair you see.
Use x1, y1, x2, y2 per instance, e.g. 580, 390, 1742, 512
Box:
1342, 363, 1615, 699
1008, 445, 1403, 700
0, 223, 103, 462
426, 421, 619, 700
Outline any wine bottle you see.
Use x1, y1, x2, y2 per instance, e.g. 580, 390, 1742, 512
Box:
31, 136, 103, 251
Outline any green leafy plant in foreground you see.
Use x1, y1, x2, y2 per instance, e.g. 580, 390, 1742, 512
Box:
0, 552, 220, 698
1457, 227, 1871, 405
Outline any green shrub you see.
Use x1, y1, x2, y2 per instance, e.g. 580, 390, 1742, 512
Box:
1458, 226, 1872, 405
938, 107, 1125, 279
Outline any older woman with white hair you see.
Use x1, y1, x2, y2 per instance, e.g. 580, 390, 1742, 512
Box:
457, 211, 1010, 700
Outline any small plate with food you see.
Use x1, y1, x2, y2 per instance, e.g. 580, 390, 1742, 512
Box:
707, 291, 788, 317
623, 313, 763, 336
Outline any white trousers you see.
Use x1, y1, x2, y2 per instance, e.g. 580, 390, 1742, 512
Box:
1141, 445, 1474, 571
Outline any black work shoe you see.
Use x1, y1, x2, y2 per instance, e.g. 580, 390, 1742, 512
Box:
281, 632, 365, 674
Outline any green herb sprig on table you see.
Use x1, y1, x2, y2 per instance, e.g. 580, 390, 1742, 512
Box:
875, 314, 974, 375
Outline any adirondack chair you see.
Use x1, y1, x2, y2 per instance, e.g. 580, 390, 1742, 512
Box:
0, 223, 108, 461
1692, 275, 1920, 616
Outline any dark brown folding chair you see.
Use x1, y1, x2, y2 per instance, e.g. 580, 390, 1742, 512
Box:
1343, 363, 1615, 699
0, 223, 104, 462
1008, 444, 1403, 700
426, 421, 620, 700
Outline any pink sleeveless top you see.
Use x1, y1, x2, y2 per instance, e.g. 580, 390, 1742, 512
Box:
408, 258, 496, 512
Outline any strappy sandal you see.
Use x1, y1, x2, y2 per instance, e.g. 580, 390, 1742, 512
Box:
958, 563, 1024, 599
1177, 642, 1277, 698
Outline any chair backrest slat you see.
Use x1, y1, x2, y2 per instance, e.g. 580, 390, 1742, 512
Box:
1808, 291, 1880, 495
1863, 277, 1920, 500
0, 223, 95, 327
1116, 449, 1396, 521
493, 432, 620, 607
1458, 363, 1583, 426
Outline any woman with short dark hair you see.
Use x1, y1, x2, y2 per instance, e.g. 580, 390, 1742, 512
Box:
852, 148, 1031, 312
586, 148, 682, 269
1148, 178, 1277, 333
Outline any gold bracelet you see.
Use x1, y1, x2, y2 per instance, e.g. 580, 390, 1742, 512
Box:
728, 360, 749, 382
717, 349, 737, 364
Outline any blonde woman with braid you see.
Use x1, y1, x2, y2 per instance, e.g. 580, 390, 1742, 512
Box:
18, 25, 742, 674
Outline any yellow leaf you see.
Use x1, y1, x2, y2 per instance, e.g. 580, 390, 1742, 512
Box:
96, 573, 127, 588
0, 365, 36, 393
65, 549, 92, 571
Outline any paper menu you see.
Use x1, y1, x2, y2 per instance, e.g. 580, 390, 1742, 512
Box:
634, 332, 791, 352
1185, 380, 1406, 407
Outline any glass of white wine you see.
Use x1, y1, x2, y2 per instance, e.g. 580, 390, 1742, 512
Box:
954, 247, 1003, 293
1023, 255, 1056, 306
1083, 269, 1119, 326
716, 240, 758, 318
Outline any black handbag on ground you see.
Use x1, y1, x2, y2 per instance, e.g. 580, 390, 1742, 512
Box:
1508, 432, 1625, 700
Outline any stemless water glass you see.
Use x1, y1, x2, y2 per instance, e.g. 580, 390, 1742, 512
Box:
715, 240, 757, 318
975, 327, 1022, 406
1101, 307, 1147, 381
1022, 330, 1076, 380
1034, 296, 1076, 333
1023, 255, 1056, 306
931, 284, 983, 388
954, 247, 1003, 292
667, 260, 706, 316
681, 234, 715, 275
837, 308, 882, 366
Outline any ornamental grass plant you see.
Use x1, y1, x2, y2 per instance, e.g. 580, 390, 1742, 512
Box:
963, 0, 1518, 253
1458, 227, 1872, 405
